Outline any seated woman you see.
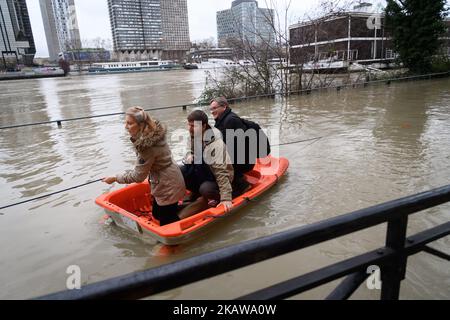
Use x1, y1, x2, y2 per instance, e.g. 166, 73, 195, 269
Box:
103, 107, 186, 226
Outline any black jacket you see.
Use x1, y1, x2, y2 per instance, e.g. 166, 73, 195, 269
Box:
214, 107, 254, 174
214, 107, 247, 144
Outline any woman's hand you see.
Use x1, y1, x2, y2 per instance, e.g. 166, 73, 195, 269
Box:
217, 201, 233, 212
102, 177, 117, 185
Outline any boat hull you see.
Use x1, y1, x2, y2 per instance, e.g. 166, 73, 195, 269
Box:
88, 66, 180, 75
96, 156, 289, 245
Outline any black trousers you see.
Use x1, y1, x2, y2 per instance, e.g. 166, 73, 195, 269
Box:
180, 164, 250, 202
152, 197, 180, 226
180, 164, 221, 201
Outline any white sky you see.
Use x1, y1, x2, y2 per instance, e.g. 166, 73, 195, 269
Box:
26, 0, 387, 57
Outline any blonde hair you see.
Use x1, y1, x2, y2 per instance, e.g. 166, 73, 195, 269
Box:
125, 106, 157, 136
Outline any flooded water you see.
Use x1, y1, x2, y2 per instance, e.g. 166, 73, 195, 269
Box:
0, 70, 449, 299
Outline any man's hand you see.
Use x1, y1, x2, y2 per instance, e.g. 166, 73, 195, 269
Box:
102, 177, 117, 185
218, 201, 233, 212
183, 154, 194, 165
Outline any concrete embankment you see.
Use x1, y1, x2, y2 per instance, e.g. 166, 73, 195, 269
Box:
0, 70, 66, 81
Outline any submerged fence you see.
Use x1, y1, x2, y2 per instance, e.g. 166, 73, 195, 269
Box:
38, 184, 450, 300
1, 71, 449, 131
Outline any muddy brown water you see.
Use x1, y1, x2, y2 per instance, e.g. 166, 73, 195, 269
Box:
0, 70, 449, 299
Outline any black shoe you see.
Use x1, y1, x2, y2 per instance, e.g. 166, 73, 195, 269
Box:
232, 178, 251, 198
183, 192, 200, 204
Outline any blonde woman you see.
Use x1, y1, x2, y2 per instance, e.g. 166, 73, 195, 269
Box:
103, 107, 186, 226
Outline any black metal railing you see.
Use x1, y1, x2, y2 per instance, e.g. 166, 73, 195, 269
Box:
37, 184, 450, 300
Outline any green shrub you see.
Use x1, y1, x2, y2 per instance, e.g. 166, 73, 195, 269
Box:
431, 56, 450, 73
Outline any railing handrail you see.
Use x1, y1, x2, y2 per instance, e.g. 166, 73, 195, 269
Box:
36, 184, 450, 300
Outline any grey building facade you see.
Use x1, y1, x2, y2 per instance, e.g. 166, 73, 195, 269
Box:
108, 0, 190, 61
189, 47, 234, 62
0, 0, 35, 67
217, 0, 275, 48
160, 0, 190, 60
39, 0, 59, 61
289, 12, 394, 65
39, 0, 81, 61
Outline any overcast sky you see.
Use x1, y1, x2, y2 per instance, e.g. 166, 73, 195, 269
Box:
26, 0, 387, 57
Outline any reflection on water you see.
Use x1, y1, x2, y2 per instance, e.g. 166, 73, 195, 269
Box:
0, 71, 449, 299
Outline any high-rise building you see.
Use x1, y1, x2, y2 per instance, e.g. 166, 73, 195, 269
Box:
39, 0, 59, 61
160, 0, 190, 60
108, 0, 163, 61
217, 0, 275, 48
0, 0, 36, 66
39, 0, 81, 61
108, 0, 190, 61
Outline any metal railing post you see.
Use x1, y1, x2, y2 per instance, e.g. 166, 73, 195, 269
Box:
381, 216, 408, 300
325, 271, 369, 300
34, 185, 450, 300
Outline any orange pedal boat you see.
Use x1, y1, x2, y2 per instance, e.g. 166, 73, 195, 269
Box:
95, 156, 289, 245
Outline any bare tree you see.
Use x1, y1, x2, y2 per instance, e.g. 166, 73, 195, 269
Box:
200, 0, 356, 102
287, 0, 360, 93
63, 37, 112, 74
89, 37, 112, 64
192, 37, 216, 50
63, 38, 86, 74
1, 53, 19, 72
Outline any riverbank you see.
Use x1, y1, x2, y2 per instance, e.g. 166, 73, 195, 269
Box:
0, 68, 65, 81
289, 70, 450, 95
198, 69, 450, 105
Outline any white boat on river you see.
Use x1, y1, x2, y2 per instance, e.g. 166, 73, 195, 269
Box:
88, 60, 181, 74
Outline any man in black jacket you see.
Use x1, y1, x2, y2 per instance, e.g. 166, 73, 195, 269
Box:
209, 97, 254, 196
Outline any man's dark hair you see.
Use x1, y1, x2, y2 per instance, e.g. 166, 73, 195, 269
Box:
187, 110, 210, 126
210, 96, 229, 108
